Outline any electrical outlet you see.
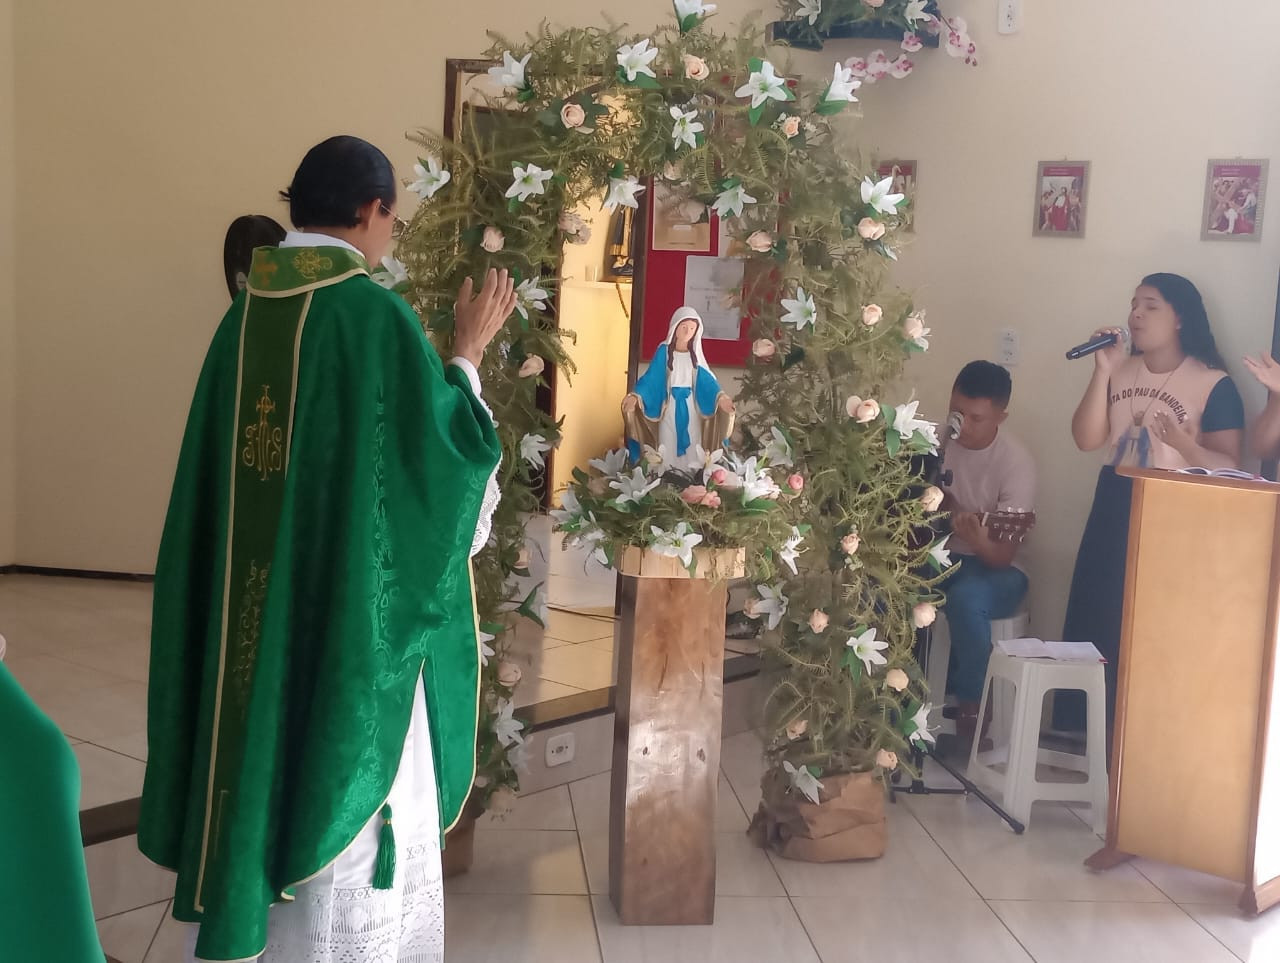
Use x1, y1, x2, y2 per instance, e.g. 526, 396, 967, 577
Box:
545, 732, 576, 768
998, 328, 1019, 366
998, 0, 1021, 34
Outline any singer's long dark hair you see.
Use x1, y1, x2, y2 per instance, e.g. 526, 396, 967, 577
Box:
1139, 272, 1228, 371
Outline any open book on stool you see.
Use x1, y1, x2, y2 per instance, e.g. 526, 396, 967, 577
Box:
995, 638, 1106, 662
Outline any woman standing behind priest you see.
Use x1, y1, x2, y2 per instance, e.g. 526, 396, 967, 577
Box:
1058, 273, 1244, 740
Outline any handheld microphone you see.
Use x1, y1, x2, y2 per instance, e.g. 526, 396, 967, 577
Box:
946, 411, 964, 440
1066, 331, 1125, 360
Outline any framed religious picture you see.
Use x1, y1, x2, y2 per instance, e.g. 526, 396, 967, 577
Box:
1202, 159, 1268, 242
1032, 161, 1090, 238
876, 159, 917, 231
651, 182, 713, 253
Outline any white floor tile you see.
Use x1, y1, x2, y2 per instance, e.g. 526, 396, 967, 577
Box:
96, 901, 168, 963
3, 650, 134, 700
591, 895, 819, 963
477, 785, 576, 831
718, 731, 765, 819
905, 794, 1167, 902
792, 896, 1032, 962
1182, 903, 1280, 962
765, 803, 978, 900
444, 894, 602, 963
85, 837, 176, 920
144, 905, 191, 963
537, 644, 616, 690
989, 900, 1239, 963
444, 830, 588, 895
1131, 858, 1244, 905
74, 743, 147, 809
92, 729, 149, 763
40, 680, 148, 741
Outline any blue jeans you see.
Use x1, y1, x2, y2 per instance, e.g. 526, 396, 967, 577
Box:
942, 556, 1029, 702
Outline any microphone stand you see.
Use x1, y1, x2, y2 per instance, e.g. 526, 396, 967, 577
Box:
890, 418, 1026, 834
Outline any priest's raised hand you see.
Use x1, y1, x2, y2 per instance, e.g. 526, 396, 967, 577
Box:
454, 267, 518, 367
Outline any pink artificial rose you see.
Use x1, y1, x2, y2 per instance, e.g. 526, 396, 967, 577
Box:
786, 718, 809, 740
700, 490, 722, 508
681, 485, 710, 504
747, 230, 774, 253
781, 115, 802, 138
855, 399, 881, 423
497, 661, 523, 687
711, 468, 729, 485
912, 602, 938, 628
481, 226, 506, 253
841, 532, 861, 555
902, 314, 926, 341
876, 749, 898, 770
588, 476, 612, 496
752, 338, 777, 360
683, 54, 710, 81
808, 609, 829, 633
857, 217, 886, 240
560, 102, 587, 129
919, 486, 944, 512
518, 356, 545, 378
862, 303, 883, 326
845, 395, 864, 418
787, 473, 805, 492
885, 667, 909, 692
864, 0, 885, 7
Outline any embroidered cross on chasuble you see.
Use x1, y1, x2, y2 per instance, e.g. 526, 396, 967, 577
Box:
138, 245, 501, 962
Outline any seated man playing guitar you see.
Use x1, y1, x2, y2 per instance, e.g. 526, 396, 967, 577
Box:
938, 361, 1037, 740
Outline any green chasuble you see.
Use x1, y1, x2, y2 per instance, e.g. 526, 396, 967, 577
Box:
139, 245, 500, 962
0, 663, 105, 962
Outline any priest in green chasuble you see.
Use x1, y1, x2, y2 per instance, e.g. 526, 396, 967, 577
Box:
139, 136, 515, 962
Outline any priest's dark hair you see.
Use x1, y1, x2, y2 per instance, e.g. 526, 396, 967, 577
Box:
953, 360, 1012, 408
1139, 272, 1228, 371
280, 135, 396, 229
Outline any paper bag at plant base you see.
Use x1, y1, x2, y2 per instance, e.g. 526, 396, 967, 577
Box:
748, 768, 887, 862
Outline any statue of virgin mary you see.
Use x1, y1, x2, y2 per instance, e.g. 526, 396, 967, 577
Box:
622, 306, 735, 465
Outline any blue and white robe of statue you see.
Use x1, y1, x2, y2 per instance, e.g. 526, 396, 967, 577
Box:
627, 343, 725, 463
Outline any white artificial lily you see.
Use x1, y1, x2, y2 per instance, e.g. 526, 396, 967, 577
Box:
824, 61, 862, 104
493, 698, 525, 747
589, 448, 630, 478
674, 0, 717, 20
912, 326, 931, 351
783, 760, 823, 804
617, 39, 660, 82
604, 174, 645, 211
904, 0, 930, 25
611, 467, 661, 507
908, 702, 937, 748
797, 0, 821, 25
669, 106, 704, 151
846, 627, 889, 675
478, 629, 496, 665
371, 255, 409, 289
506, 163, 555, 203
515, 277, 550, 320
712, 182, 756, 219
779, 526, 805, 575
891, 400, 940, 451
549, 489, 583, 526
763, 426, 795, 467
684, 443, 725, 476
571, 521, 611, 566
735, 60, 789, 109
519, 433, 552, 469
779, 286, 817, 330
929, 535, 953, 570
740, 457, 781, 502
650, 521, 704, 569
408, 156, 451, 200
488, 51, 532, 91
861, 174, 906, 216
754, 583, 789, 631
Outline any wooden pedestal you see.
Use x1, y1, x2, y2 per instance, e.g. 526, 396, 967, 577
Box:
608, 549, 742, 925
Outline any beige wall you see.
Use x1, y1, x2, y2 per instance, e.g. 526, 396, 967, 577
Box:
0, 0, 15, 565
853, 0, 1280, 638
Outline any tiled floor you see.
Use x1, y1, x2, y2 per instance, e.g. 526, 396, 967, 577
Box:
86, 734, 1280, 962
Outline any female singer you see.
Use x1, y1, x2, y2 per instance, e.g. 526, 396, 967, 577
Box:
1059, 273, 1244, 738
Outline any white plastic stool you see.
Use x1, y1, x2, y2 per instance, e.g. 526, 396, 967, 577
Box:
926, 610, 1030, 735
967, 651, 1108, 833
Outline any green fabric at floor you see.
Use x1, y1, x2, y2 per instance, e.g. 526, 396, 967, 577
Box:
0, 660, 105, 962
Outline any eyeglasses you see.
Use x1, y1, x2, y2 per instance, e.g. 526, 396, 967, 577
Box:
380, 203, 410, 240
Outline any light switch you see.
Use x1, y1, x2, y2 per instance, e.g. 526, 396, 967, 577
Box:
998, 0, 1022, 34
998, 328, 1019, 366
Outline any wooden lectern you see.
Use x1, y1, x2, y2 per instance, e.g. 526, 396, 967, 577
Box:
1087, 468, 1280, 915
